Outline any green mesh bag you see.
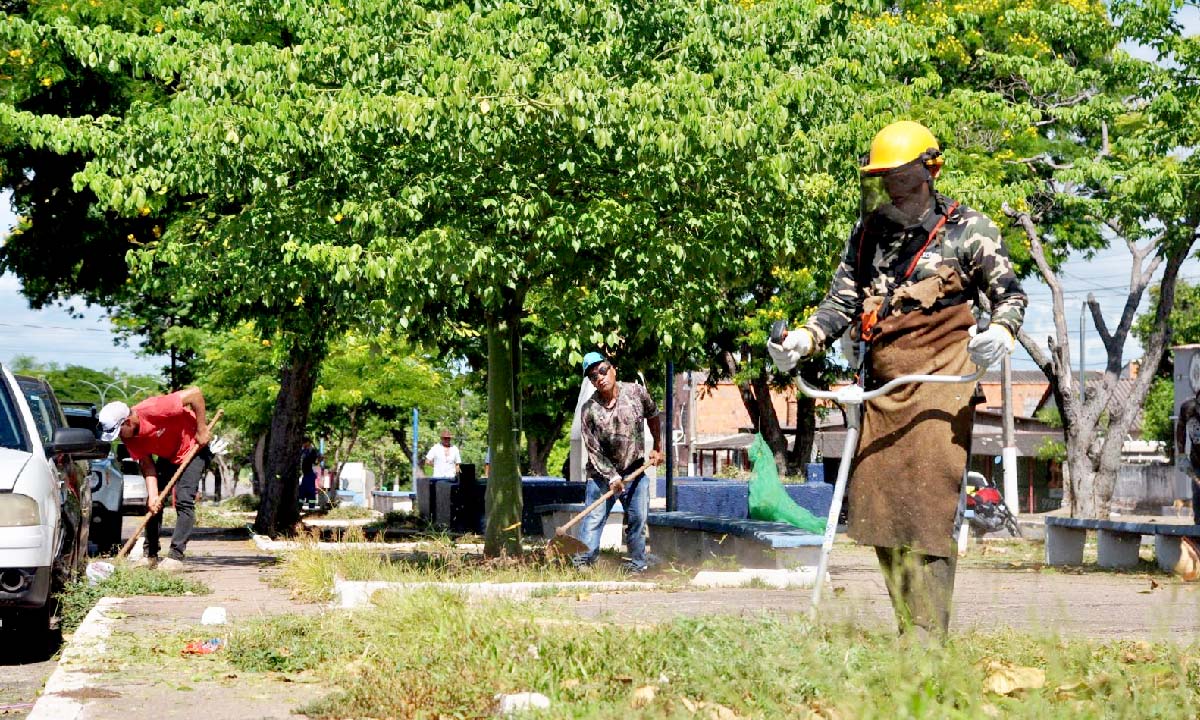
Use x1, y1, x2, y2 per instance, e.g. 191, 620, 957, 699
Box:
748, 433, 826, 533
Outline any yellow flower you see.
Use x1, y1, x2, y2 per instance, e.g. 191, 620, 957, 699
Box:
333, 212, 343, 223
40, 77, 51, 87
139, 206, 151, 216
154, 22, 164, 33
8, 49, 21, 58
261, 339, 272, 347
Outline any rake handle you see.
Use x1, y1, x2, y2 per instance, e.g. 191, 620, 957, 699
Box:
556, 462, 652, 535
117, 410, 223, 558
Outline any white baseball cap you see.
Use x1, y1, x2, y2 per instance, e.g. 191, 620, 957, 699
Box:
98, 401, 130, 442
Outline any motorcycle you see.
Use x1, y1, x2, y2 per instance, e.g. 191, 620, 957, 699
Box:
964, 471, 1021, 538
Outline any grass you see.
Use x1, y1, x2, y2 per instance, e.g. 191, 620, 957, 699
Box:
57, 566, 210, 632
318, 504, 379, 520
220, 494, 260, 512
219, 589, 1200, 719
275, 538, 645, 602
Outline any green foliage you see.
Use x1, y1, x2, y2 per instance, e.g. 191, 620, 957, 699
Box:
1036, 437, 1068, 463
1036, 406, 1063, 429
6, 356, 162, 406
1141, 376, 1176, 446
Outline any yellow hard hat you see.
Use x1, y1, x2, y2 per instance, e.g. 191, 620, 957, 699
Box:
860, 121, 944, 174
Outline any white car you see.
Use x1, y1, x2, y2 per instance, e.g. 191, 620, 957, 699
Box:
118, 448, 148, 513
0, 369, 101, 654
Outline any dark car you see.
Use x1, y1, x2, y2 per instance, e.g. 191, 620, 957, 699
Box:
0, 372, 102, 654
61, 403, 125, 554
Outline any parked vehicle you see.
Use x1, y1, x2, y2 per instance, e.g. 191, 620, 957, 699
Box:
0, 370, 103, 653
116, 444, 148, 514
965, 471, 1022, 538
61, 403, 125, 554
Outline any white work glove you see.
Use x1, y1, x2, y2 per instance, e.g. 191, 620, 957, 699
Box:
967, 325, 1015, 368
767, 327, 814, 372
208, 436, 230, 455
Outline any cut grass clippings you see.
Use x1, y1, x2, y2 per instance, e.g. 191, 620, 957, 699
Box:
224, 589, 1200, 719
58, 566, 210, 632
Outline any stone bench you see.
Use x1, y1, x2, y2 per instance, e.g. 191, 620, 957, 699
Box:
1044, 516, 1200, 570
647, 511, 823, 569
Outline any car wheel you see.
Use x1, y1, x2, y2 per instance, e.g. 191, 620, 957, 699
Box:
9, 599, 62, 661
90, 503, 123, 555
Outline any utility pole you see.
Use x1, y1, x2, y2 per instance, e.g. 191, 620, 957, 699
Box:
1001, 355, 1019, 515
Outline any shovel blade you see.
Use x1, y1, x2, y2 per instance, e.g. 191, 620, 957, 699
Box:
545, 532, 588, 558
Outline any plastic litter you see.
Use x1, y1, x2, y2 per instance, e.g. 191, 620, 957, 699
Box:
182, 638, 225, 655
495, 692, 551, 715
200, 606, 227, 625
85, 561, 115, 586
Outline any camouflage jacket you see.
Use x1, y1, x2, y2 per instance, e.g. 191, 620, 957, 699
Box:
805, 195, 1027, 347
581, 381, 658, 484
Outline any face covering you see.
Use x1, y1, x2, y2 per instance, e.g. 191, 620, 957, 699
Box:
859, 157, 935, 227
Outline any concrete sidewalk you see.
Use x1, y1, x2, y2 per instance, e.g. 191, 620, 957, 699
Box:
36, 534, 329, 720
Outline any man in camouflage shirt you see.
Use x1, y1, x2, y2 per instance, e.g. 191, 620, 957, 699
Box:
575, 352, 663, 572
768, 121, 1027, 639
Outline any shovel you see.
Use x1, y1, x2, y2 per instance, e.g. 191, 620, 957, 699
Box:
546, 463, 651, 558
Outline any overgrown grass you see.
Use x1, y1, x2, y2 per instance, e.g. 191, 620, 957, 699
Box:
277, 540, 646, 602
225, 590, 1200, 719
58, 566, 210, 632
319, 504, 379, 520
220, 494, 260, 512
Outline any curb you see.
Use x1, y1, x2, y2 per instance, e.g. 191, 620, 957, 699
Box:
333, 579, 658, 609
28, 597, 124, 720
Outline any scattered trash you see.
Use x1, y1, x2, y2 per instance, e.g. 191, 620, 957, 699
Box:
631, 685, 657, 708
982, 660, 1045, 695
495, 691, 550, 715
200, 606, 228, 625
1175, 537, 1199, 582
182, 638, 225, 655
85, 561, 115, 586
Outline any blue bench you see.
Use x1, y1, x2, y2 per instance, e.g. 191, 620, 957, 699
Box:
1044, 516, 1200, 570
647, 511, 823, 569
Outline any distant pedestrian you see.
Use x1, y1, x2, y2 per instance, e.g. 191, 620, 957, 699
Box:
575, 352, 663, 573
1176, 387, 1200, 526
424, 429, 462, 478
99, 387, 213, 571
298, 438, 322, 507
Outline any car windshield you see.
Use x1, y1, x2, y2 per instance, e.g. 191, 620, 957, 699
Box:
0, 377, 30, 452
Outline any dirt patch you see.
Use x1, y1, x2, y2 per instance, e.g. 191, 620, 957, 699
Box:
51, 688, 122, 700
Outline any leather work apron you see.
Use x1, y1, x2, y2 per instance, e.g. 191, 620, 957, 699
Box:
846, 275, 977, 558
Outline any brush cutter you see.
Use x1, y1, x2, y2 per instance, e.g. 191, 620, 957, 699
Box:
769, 321, 984, 615
545, 463, 652, 559
116, 409, 224, 559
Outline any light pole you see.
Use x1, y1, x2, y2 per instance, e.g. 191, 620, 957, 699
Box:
1079, 301, 1087, 400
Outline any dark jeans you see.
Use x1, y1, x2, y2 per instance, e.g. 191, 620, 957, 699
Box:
874, 546, 958, 639
144, 448, 212, 561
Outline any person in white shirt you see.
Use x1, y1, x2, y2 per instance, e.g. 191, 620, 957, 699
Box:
424, 429, 462, 478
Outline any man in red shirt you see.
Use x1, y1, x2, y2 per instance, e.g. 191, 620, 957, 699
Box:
99, 387, 212, 571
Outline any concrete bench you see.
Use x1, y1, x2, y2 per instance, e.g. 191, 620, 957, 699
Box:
647, 511, 823, 569
1044, 516, 1200, 571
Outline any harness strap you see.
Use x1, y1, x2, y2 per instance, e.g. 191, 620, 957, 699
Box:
856, 201, 961, 343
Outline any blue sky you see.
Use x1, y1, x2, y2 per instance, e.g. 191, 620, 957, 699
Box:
0, 6, 1196, 379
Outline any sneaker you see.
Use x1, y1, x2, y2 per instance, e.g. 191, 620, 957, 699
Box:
157, 557, 185, 572
131, 556, 158, 569
619, 561, 648, 575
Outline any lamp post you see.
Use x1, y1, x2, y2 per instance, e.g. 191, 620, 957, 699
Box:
78, 380, 128, 406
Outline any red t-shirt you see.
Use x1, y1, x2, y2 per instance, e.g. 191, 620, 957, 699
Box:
124, 391, 198, 466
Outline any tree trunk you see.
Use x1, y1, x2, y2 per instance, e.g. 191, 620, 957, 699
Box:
786, 394, 817, 476
720, 350, 802, 476
483, 295, 523, 556
252, 431, 268, 497
253, 334, 324, 537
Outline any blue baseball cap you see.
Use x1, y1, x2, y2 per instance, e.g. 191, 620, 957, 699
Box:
581, 351, 606, 376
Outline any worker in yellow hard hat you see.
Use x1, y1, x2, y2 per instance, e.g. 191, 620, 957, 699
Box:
768, 120, 1028, 640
